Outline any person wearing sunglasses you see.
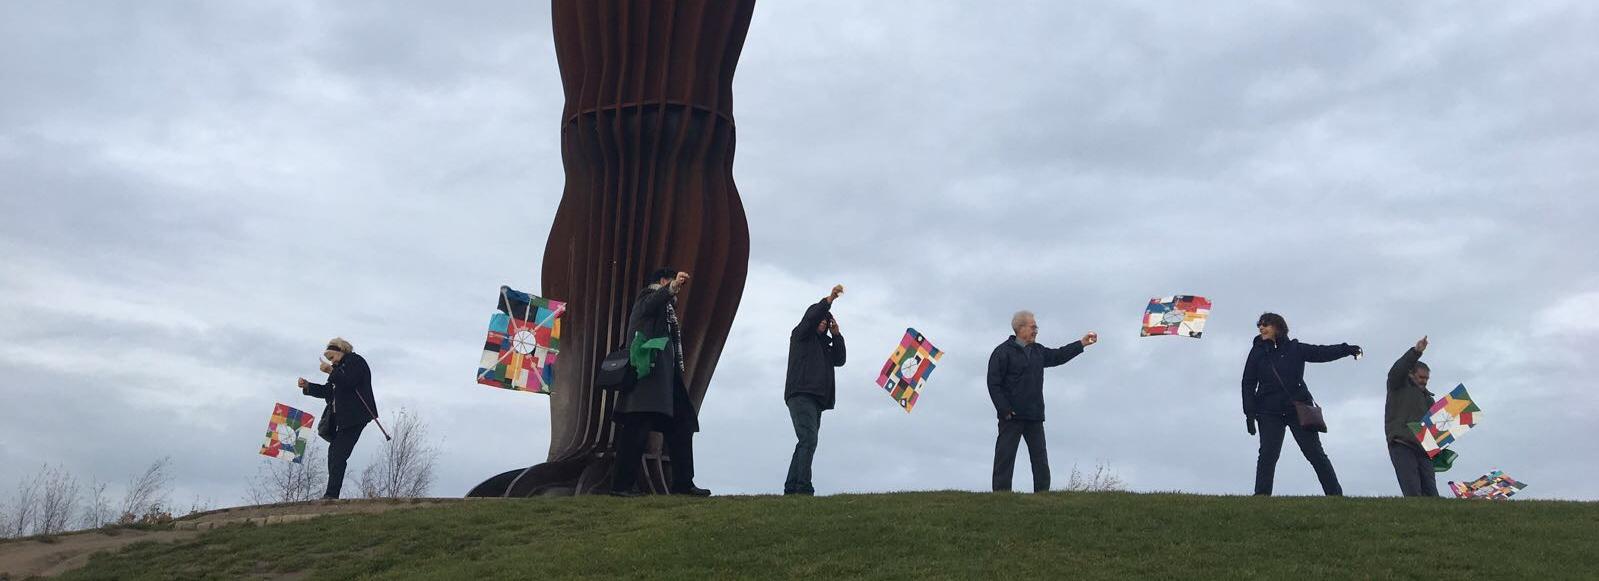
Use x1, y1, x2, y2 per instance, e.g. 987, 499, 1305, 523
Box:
296, 337, 378, 500
1241, 313, 1361, 496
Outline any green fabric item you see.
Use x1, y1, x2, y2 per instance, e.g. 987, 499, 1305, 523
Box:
1431, 448, 1457, 472
629, 332, 669, 379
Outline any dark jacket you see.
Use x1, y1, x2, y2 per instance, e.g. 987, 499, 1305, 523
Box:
986, 337, 1084, 421
784, 299, 847, 410
615, 284, 698, 431
1385, 347, 1434, 448
1241, 336, 1358, 416
303, 351, 378, 430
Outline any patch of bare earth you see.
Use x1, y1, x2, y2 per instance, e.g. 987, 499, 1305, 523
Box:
0, 498, 462, 578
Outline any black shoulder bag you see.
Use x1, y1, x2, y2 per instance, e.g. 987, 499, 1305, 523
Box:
1268, 355, 1328, 433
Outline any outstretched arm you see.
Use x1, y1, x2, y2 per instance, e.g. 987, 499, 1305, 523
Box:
1388, 336, 1427, 390
1042, 341, 1086, 368
1302, 342, 1361, 363
793, 299, 832, 339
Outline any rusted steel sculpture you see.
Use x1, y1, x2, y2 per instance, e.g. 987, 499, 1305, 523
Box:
469, 0, 755, 497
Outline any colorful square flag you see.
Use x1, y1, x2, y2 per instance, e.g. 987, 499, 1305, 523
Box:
260, 403, 316, 464
1141, 295, 1212, 339
876, 328, 943, 413
1407, 384, 1481, 459
1449, 470, 1527, 500
477, 286, 565, 394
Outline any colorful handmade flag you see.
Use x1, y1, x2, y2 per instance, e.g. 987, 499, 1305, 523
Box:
260, 403, 316, 464
1141, 295, 1212, 339
477, 286, 565, 394
876, 328, 943, 413
1449, 470, 1527, 500
1407, 384, 1481, 459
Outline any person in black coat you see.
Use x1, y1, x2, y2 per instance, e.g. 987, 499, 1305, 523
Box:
610, 268, 711, 497
986, 310, 1098, 492
783, 284, 848, 496
297, 337, 378, 499
1241, 313, 1361, 496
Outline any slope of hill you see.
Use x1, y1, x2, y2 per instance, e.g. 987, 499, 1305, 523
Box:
36, 491, 1599, 579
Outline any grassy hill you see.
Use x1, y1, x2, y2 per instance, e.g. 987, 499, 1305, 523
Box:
54, 491, 1599, 580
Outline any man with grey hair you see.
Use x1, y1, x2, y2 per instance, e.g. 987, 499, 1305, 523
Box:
986, 311, 1098, 492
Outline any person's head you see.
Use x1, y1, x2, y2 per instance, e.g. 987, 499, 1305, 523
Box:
1410, 361, 1431, 389
647, 267, 677, 287
1256, 313, 1289, 341
324, 337, 352, 363
817, 313, 834, 335
1011, 310, 1038, 344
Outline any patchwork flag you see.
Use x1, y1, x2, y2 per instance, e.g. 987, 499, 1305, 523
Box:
260, 403, 316, 464
876, 328, 943, 413
1449, 470, 1527, 500
477, 286, 565, 394
1141, 295, 1212, 339
1407, 384, 1481, 459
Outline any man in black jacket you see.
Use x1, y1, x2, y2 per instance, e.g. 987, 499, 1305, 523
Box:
297, 337, 378, 499
1386, 336, 1437, 497
783, 284, 847, 496
986, 310, 1098, 492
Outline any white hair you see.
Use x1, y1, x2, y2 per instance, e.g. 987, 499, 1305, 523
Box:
1010, 310, 1035, 332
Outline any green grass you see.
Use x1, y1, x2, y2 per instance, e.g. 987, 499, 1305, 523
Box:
61, 492, 1599, 580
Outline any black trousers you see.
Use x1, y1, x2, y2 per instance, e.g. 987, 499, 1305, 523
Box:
611, 386, 698, 493
784, 395, 824, 494
1388, 441, 1439, 497
325, 423, 366, 499
1253, 412, 1341, 496
993, 419, 1049, 492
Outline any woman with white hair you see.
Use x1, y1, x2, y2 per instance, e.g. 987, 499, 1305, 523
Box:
297, 337, 379, 499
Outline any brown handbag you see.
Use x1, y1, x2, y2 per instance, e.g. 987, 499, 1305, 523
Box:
1269, 356, 1329, 433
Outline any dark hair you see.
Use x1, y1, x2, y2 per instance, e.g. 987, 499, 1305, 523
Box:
647, 267, 677, 286
1256, 312, 1289, 339
1413, 361, 1430, 373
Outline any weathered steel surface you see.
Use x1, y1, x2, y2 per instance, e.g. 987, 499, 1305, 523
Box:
470, 0, 754, 497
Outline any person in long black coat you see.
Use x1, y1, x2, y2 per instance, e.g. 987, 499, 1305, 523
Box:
783, 285, 847, 495
297, 337, 378, 499
986, 310, 1098, 492
610, 268, 711, 497
1241, 313, 1361, 496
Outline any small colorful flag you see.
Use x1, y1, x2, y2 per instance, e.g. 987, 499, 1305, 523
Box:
260, 403, 316, 464
1407, 384, 1481, 459
1449, 470, 1527, 500
876, 328, 943, 413
1141, 295, 1211, 339
477, 286, 565, 394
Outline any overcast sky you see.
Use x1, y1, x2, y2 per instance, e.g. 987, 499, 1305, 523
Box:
2, 1, 1596, 508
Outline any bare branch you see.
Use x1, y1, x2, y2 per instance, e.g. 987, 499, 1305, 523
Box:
245, 444, 327, 504
357, 409, 438, 499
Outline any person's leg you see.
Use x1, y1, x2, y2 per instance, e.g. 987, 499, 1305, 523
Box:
992, 419, 1024, 492
784, 396, 822, 495
1020, 421, 1051, 492
1414, 446, 1439, 497
324, 424, 365, 499
1288, 421, 1343, 496
665, 420, 697, 490
610, 417, 650, 493
1254, 413, 1288, 496
1389, 442, 1424, 497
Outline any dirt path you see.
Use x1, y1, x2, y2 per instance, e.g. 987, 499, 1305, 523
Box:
0, 498, 459, 578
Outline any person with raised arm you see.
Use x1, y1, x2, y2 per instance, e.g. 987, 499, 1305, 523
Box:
987, 311, 1097, 493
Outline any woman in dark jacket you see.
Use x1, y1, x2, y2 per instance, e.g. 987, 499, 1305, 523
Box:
297, 337, 378, 499
1241, 313, 1361, 496
610, 268, 710, 497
